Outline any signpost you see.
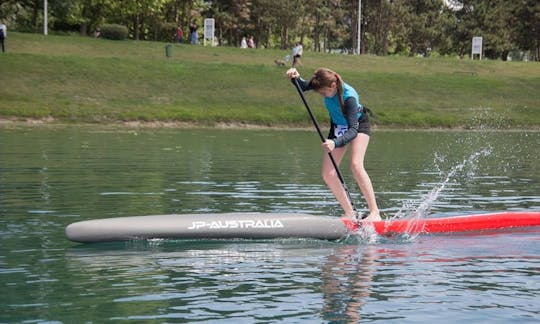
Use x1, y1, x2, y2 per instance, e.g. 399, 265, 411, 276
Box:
472, 36, 482, 60
204, 18, 215, 46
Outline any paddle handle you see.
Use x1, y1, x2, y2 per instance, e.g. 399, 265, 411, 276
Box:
291, 78, 356, 213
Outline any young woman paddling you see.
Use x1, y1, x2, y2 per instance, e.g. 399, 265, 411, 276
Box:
286, 67, 381, 221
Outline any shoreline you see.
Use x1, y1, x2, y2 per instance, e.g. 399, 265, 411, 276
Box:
0, 117, 538, 132
0, 117, 309, 130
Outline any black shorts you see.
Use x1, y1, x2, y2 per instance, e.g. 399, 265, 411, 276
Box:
328, 111, 371, 139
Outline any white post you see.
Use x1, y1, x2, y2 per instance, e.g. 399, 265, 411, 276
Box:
43, 0, 48, 35
472, 36, 482, 60
357, 0, 361, 55
204, 18, 215, 46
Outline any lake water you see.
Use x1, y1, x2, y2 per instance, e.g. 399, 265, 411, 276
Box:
1, 126, 539, 323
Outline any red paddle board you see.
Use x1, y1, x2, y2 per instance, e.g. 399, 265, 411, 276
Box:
342, 211, 540, 234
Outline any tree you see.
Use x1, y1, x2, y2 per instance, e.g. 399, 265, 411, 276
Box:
511, 0, 540, 61
3, 0, 537, 60
67, 0, 112, 36
451, 0, 515, 60
405, 0, 447, 56
251, 0, 278, 48
304, 0, 331, 52
270, 0, 303, 49
209, 0, 252, 46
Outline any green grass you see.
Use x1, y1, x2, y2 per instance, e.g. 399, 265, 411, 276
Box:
1, 32, 539, 128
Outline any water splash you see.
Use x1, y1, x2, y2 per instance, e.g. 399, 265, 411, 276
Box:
391, 147, 492, 232
342, 224, 380, 244
467, 107, 510, 130
345, 140, 495, 244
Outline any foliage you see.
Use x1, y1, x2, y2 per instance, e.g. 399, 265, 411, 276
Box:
157, 22, 178, 42
0, 0, 538, 60
100, 24, 128, 40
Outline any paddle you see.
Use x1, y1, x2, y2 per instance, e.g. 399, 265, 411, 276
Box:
290, 77, 358, 216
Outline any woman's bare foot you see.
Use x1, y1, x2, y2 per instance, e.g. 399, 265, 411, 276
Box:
362, 212, 382, 222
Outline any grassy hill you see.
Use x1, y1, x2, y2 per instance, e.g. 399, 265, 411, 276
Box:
1, 32, 539, 128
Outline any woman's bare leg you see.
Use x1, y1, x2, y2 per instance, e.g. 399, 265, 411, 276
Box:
321, 147, 356, 218
349, 134, 381, 221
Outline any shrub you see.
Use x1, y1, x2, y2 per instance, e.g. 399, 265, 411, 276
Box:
100, 24, 128, 40
157, 22, 178, 42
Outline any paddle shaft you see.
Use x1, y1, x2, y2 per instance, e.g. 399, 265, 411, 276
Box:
291, 78, 356, 212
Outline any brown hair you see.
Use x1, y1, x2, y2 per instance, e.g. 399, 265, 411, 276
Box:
309, 67, 345, 114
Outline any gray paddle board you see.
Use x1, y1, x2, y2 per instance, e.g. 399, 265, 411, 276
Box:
65, 213, 350, 243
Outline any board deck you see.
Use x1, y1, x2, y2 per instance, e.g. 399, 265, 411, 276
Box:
65, 211, 540, 243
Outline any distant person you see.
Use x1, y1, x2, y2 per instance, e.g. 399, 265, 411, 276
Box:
176, 26, 184, 43
94, 27, 101, 38
292, 42, 303, 67
189, 23, 198, 45
0, 21, 6, 53
286, 67, 380, 222
247, 36, 255, 48
240, 36, 248, 49
291, 43, 298, 66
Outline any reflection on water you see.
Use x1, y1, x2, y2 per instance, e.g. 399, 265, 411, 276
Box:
56, 231, 539, 322
321, 245, 377, 322
1, 126, 539, 322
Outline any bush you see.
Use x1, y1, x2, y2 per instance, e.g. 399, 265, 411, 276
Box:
100, 24, 128, 40
157, 22, 178, 42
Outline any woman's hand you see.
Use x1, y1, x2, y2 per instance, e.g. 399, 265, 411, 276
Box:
286, 68, 300, 79
322, 139, 336, 153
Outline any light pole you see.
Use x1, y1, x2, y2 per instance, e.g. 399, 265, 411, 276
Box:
44, 0, 48, 35
357, 0, 361, 55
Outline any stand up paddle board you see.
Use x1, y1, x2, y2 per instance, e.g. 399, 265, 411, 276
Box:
65, 211, 540, 243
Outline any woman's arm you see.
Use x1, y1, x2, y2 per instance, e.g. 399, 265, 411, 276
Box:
295, 77, 312, 91
333, 97, 360, 147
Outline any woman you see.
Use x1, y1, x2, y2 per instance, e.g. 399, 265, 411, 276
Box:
292, 42, 303, 67
189, 23, 198, 45
286, 67, 381, 221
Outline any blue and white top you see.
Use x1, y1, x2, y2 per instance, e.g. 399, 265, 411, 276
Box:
297, 78, 366, 147
324, 82, 363, 125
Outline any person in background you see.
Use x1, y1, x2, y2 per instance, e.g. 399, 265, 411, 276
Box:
292, 42, 303, 67
240, 36, 248, 49
0, 21, 6, 53
286, 67, 381, 222
176, 26, 184, 43
291, 43, 298, 67
94, 27, 101, 38
189, 23, 198, 45
247, 36, 255, 48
